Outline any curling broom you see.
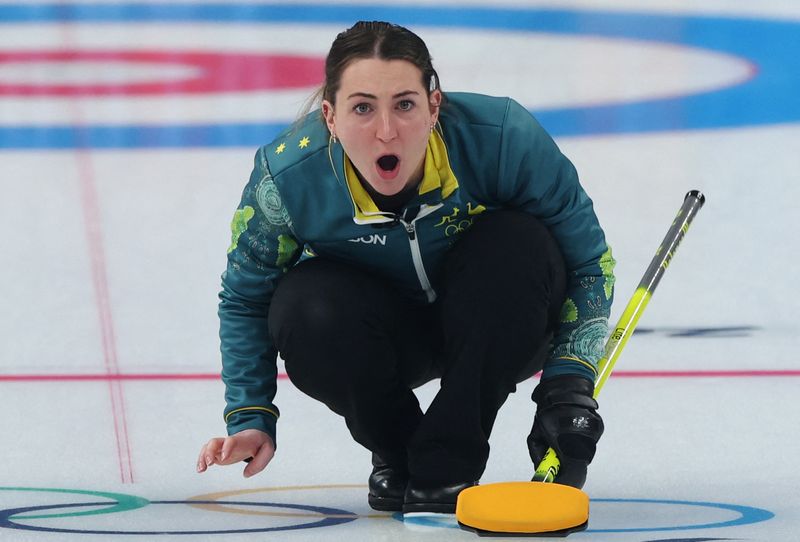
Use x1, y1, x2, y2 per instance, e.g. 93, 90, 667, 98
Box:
456, 190, 706, 536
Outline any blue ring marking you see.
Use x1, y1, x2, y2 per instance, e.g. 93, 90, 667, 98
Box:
587, 498, 774, 533
397, 498, 774, 533
1, 4, 799, 148
0, 500, 357, 535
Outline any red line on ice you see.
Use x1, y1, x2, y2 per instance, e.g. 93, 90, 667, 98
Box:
2, 370, 799, 382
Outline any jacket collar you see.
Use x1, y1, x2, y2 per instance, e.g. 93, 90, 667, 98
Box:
334, 128, 459, 224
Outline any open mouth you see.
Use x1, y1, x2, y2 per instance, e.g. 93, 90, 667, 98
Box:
376, 154, 400, 180
377, 154, 399, 171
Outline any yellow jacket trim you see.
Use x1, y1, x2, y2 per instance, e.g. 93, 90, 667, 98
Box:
554, 356, 599, 376
224, 406, 280, 423
343, 129, 459, 222
344, 158, 381, 221
419, 127, 459, 198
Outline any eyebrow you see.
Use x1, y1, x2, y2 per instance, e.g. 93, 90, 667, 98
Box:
346, 90, 420, 100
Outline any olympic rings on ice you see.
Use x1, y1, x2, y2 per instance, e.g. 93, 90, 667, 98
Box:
0, 486, 775, 535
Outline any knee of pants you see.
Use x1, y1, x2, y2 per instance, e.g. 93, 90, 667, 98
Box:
270, 271, 341, 353
442, 210, 567, 321
268, 259, 404, 394
447, 210, 565, 278
269, 261, 362, 372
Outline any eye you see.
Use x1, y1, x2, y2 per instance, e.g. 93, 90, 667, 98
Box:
397, 100, 415, 111
353, 103, 372, 114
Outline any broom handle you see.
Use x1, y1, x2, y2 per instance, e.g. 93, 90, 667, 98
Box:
533, 190, 706, 483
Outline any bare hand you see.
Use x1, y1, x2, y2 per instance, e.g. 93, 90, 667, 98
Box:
196, 429, 275, 478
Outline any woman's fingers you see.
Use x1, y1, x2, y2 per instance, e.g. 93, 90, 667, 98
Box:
197, 430, 273, 476
196, 443, 209, 472
243, 437, 275, 478
220, 435, 243, 464
196, 438, 225, 472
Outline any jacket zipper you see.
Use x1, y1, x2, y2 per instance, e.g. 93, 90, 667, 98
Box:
398, 204, 442, 303
331, 142, 442, 302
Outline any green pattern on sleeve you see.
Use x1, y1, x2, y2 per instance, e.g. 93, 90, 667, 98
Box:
227, 206, 255, 254
277, 234, 300, 269
560, 298, 578, 323
600, 247, 616, 300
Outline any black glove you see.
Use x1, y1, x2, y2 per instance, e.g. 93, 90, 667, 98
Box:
527, 375, 604, 489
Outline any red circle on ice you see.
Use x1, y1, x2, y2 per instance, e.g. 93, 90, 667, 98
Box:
0, 50, 324, 96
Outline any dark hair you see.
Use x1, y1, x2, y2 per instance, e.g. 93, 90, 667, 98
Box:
323, 21, 442, 104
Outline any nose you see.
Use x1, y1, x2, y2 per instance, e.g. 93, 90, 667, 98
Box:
376, 111, 398, 142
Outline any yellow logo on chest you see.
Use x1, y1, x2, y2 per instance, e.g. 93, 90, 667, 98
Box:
434, 202, 487, 236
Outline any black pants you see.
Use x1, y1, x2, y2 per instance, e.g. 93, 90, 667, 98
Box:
268, 211, 566, 485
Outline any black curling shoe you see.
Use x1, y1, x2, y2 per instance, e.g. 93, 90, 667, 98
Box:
367, 455, 408, 512
402, 481, 478, 514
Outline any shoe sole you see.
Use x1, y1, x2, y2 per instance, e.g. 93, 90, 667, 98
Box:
368, 493, 403, 512
402, 502, 456, 514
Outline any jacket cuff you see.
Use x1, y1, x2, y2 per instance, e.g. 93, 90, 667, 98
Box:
541, 356, 597, 383
226, 410, 278, 450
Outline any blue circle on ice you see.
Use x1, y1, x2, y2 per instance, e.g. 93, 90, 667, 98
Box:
398, 497, 774, 533
1, 4, 799, 148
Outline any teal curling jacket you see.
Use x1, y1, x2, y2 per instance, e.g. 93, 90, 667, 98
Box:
219, 92, 615, 444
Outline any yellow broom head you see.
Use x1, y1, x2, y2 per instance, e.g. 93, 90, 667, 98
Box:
456, 481, 589, 536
